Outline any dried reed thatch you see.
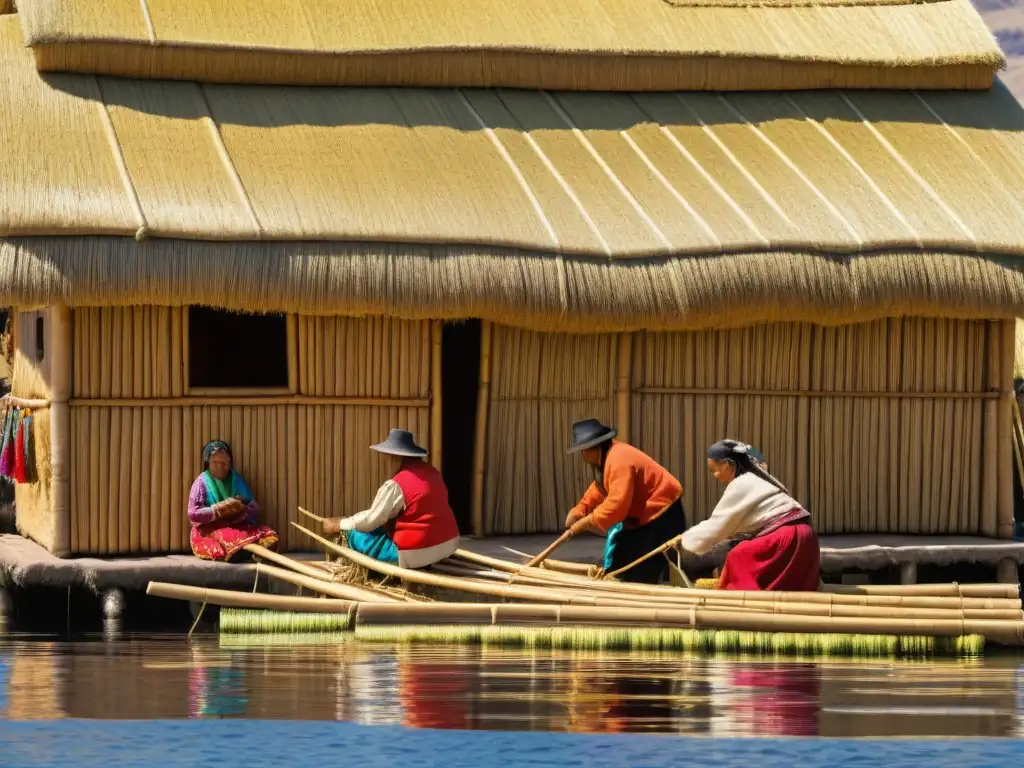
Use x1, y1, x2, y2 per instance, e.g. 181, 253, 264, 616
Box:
482, 318, 1015, 536
0, 14, 1022, 323
13, 0, 1002, 90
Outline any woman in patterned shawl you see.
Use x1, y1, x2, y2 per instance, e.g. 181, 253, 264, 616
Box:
187, 440, 278, 561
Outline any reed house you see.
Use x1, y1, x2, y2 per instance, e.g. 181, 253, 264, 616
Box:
2, 0, 1024, 558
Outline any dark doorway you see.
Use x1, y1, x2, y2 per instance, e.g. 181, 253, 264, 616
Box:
441, 320, 482, 534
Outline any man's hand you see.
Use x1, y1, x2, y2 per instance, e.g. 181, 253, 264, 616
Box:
564, 509, 583, 529
322, 518, 343, 536
569, 515, 597, 537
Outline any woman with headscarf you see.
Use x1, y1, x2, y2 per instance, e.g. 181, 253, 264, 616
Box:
564, 418, 686, 584
321, 429, 460, 569
187, 440, 279, 561
678, 439, 819, 591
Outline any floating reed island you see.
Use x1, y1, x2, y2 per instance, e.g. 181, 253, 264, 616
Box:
147, 522, 1024, 658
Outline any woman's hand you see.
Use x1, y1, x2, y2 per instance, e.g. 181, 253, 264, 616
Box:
322, 518, 343, 536
564, 509, 583, 529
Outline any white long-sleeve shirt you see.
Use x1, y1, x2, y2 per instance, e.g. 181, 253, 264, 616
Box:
340, 480, 405, 533
681, 473, 804, 556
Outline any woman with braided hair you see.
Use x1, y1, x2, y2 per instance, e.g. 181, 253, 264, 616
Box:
678, 439, 820, 591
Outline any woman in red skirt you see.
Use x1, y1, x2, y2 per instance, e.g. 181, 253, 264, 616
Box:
678, 439, 819, 591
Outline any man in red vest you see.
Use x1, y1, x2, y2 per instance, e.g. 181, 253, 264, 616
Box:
322, 429, 460, 569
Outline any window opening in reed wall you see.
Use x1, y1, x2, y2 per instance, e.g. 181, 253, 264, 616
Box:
188, 308, 288, 389
34, 316, 44, 362
441, 319, 481, 533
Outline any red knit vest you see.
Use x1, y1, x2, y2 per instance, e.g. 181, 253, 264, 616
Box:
392, 461, 460, 551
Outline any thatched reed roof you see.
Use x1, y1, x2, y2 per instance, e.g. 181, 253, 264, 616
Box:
2, 16, 1024, 330
14, 0, 1003, 90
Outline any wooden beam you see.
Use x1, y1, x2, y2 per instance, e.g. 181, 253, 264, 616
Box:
471, 321, 493, 538
49, 306, 72, 557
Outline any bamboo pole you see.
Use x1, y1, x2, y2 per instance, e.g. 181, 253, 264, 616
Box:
430, 320, 442, 473
603, 533, 681, 580
252, 561, 397, 603
471, 321, 493, 537
48, 306, 72, 557
524, 529, 574, 569
243, 544, 400, 603
634, 388, 999, 399
450, 550, 1021, 609
287, 314, 298, 394
999, 319, 1016, 539
146, 581, 356, 613
69, 396, 429, 407
295, 522, 1017, 610
982, 321, 1001, 536
616, 332, 632, 445
430, 565, 1022, 620
456, 549, 1021, 598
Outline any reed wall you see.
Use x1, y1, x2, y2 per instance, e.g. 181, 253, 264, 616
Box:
480, 318, 1014, 537
483, 326, 618, 534
68, 308, 433, 554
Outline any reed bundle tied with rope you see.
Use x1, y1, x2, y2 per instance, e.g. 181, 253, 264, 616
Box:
215, 608, 985, 658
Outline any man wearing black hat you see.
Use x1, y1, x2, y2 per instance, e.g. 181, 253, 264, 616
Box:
565, 418, 686, 583
322, 429, 460, 569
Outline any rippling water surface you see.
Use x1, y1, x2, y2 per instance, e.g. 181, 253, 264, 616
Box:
0, 634, 1022, 735
0, 634, 1023, 766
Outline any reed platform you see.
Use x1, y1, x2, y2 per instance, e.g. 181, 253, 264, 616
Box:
2, 533, 1024, 595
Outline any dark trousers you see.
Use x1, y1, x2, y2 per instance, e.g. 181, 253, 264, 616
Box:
604, 498, 687, 584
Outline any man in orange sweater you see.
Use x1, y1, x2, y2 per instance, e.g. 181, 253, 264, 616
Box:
565, 418, 686, 583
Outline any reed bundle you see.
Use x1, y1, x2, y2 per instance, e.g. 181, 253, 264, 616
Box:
215, 607, 984, 657
352, 625, 985, 658
220, 632, 351, 649
220, 609, 351, 634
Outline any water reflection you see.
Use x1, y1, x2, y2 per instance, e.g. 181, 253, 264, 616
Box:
0, 635, 1020, 737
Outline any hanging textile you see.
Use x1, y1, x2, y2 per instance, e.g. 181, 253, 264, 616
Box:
20, 411, 34, 484
0, 408, 16, 479
13, 411, 27, 484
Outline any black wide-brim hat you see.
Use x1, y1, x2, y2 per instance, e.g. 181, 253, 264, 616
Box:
370, 429, 428, 458
566, 418, 617, 454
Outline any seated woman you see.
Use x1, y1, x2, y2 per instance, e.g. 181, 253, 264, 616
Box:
322, 429, 460, 569
564, 418, 686, 584
678, 439, 819, 591
187, 440, 279, 562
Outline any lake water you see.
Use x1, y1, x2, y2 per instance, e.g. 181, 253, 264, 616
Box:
0, 634, 1023, 766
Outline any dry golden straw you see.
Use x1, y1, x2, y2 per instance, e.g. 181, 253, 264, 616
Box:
13, 0, 1002, 90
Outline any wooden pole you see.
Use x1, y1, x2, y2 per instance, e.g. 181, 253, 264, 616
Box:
430, 320, 443, 473
146, 581, 356, 613
982, 321, 1001, 536
524, 529, 574, 569
49, 306, 72, 557
616, 333, 632, 445
471, 321, 493, 537
603, 533, 683, 580
998, 319, 1016, 539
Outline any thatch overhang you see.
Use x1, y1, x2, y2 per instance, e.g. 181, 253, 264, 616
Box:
2, 16, 1024, 330
13, 0, 1004, 91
